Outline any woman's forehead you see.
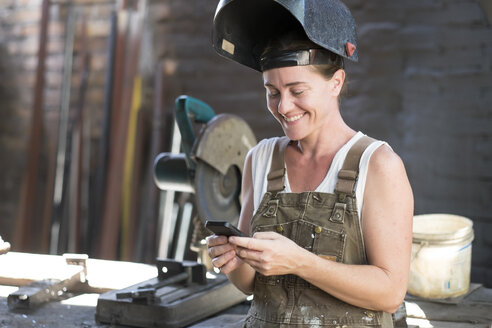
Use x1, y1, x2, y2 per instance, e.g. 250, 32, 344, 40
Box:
262, 66, 324, 86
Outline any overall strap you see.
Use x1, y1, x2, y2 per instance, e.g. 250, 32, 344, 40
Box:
334, 135, 375, 200
267, 137, 291, 193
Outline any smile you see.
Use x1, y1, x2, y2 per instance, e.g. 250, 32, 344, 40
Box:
282, 113, 305, 122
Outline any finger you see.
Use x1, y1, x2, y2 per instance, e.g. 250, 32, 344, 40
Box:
219, 256, 243, 274
240, 258, 263, 273
229, 236, 268, 251
236, 247, 262, 261
252, 231, 281, 240
211, 249, 236, 268
208, 243, 235, 258
206, 235, 228, 247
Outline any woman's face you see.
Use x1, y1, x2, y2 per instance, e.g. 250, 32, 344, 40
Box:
263, 65, 343, 141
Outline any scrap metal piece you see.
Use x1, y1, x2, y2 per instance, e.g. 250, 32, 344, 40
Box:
64, 253, 88, 282
7, 271, 82, 310
7, 253, 87, 310
8, 279, 71, 310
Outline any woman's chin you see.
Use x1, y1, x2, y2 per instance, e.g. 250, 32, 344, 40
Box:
282, 130, 305, 141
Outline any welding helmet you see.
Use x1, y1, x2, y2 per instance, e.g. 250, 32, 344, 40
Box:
212, 0, 358, 72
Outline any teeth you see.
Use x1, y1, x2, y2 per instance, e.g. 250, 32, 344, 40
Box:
283, 113, 304, 122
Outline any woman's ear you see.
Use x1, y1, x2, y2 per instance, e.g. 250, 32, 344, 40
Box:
330, 69, 346, 97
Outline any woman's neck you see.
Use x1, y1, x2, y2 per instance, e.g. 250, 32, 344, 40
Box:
293, 111, 355, 159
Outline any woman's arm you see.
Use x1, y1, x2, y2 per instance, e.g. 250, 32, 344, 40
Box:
206, 151, 256, 295
230, 145, 413, 312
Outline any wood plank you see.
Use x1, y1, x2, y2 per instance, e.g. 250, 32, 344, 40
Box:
0, 252, 156, 292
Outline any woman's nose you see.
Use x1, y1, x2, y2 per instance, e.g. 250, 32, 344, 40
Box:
277, 94, 294, 115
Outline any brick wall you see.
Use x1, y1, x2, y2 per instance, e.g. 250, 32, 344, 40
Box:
343, 0, 492, 287
1, 0, 491, 284
0, 0, 116, 246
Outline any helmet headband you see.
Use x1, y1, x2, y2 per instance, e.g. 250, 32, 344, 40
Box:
260, 48, 344, 72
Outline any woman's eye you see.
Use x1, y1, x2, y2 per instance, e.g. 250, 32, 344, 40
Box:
268, 91, 280, 98
292, 89, 304, 96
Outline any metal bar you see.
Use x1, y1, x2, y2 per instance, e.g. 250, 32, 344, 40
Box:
50, 0, 114, 5
79, 16, 92, 254
121, 0, 147, 262
121, 76, 142, 260
157, 121, 182, 258
89, 10, 117, 256
134, 61, 165, 263
69, 13, 90, 253
13, 0, 51, 253
50, 6, 77, 254
98, 8, 130, 259
174, 202, 193, 261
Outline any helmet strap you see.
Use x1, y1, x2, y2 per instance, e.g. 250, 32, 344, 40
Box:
260, 48, 343, 72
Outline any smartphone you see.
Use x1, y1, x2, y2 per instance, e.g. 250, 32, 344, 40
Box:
205, 220, 247, 237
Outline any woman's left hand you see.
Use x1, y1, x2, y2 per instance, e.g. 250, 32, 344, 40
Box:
228, 232, 304, 276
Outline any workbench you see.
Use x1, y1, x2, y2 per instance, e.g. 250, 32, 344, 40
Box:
1, 252, 491, 328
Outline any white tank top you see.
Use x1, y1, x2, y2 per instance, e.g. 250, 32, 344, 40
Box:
249, 131, 389, 221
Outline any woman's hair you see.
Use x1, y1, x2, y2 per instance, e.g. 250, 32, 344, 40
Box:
261, 29, 344, 81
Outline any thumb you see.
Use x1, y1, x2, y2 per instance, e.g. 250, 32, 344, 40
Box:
253, 231, 282, 240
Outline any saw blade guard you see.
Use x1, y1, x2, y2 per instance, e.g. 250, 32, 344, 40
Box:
192, 114, 256, 224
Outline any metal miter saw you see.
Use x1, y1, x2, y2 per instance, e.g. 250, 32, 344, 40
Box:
95, 97, 255, 328
154, 95, 256, 227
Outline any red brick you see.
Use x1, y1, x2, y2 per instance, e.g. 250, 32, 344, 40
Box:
87, 20, 111, 38
47, 38, 65, 53
8, 8, 41, 24
43, 88, 61, 107
45, 71, 63, 88
48, 21, 66, 38
150, 2, 170, 22
6, 37, 39, 55
45, 54, 65, 72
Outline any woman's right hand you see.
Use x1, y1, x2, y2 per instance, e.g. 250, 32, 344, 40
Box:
206, 235, 244, 274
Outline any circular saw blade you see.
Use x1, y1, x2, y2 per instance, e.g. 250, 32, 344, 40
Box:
194, 160, 241, 225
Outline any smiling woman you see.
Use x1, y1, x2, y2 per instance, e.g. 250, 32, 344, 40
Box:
262, 65, 345, 143
207, 1, 414, 327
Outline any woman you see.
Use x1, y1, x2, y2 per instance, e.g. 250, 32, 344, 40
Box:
207, 0, 413, 327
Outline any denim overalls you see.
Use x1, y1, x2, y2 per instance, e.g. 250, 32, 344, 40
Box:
244, 136, 394, 327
